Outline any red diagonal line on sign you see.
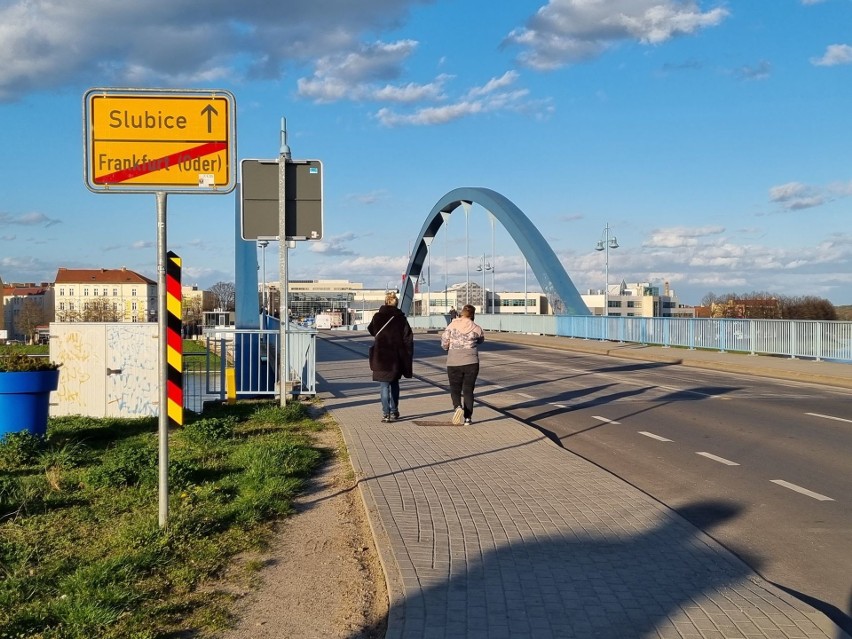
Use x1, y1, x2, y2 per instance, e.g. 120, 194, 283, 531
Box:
95, 141, 227, 184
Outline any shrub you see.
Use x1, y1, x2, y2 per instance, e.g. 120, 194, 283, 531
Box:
182, 416, 237, 445
86, 441, 157, 489
0, 431, 44, 468
250, 402, 310, 426
0, 350, 59, 372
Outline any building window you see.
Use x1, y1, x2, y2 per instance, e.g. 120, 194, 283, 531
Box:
93, 288, 98, 296
83, 288, 89, 296
59, 288, 64, 296
69, 288, 75, 296
69, 303, 75, 311
59, 302, 65, 311
103, 288, 108, 296
131, 288, 137, 297
113, 288, 118, 296
626, 301, 636, 308
131, 302, 137, 311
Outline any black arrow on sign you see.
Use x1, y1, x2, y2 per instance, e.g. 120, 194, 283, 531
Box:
201, 104, 219, 134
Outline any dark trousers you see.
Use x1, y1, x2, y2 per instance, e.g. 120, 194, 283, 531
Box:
447, 363, 479, 420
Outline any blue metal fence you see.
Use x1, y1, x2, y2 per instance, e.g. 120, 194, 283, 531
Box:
183, 322, 317, 411
405, 314, 852, 363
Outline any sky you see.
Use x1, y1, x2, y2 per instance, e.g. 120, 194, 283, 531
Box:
1, 0, 851, 307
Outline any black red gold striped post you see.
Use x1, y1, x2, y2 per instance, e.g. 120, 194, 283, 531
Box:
166, 251, 183, 427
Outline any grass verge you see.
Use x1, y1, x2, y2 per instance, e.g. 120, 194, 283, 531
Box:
0, 400, 325, 639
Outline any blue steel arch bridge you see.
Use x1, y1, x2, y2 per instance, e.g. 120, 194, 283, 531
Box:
398, 187, 590, 317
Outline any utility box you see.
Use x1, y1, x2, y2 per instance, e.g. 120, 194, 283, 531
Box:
49, 322, 159, 418
240, 158, 323, 241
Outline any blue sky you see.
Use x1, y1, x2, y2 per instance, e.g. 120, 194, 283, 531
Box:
1, 0, 850, 306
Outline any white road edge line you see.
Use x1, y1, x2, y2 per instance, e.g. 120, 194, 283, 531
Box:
805, 412, 852, 424
639, 431, 672, 442
770, 479, 834, 502
592, 416, 620, 424
696, 452, 740, 466
517, 392, 535, 399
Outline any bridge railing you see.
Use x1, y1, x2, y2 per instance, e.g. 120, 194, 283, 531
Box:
404, 314, 852, 362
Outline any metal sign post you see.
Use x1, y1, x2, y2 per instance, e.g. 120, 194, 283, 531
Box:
155, 192, 170, 527
278, 119, 291, 406
237, 118, 322, 406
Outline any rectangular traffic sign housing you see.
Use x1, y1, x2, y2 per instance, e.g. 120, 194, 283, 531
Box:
240, 159, 323, 241
83, 88, 236, 194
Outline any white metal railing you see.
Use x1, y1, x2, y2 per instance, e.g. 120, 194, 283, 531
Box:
405, 314, 852, 362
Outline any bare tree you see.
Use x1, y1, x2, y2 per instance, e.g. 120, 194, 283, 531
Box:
82, 298, 121, 322
209, 281, 236, 311
780, 296, 837, 320
704, 291, 836, 320
16, 298, 45, 343
183, 296, 204, 337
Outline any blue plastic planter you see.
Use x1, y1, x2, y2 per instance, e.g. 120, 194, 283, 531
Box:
0, 370, 60, 439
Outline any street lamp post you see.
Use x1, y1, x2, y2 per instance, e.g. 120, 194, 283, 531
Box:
476, 254, 492, 314
258, 240, 268, 312
594, 223, 619, 317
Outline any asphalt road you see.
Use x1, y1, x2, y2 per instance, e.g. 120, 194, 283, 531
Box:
407, 333, 852, 633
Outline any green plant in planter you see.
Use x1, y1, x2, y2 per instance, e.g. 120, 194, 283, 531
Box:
0, 350, 60, 372
0, 350, 61, 439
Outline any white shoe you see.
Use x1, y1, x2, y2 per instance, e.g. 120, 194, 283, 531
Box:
452, 406, 464, 425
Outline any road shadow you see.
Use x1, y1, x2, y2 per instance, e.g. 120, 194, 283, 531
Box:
343, 499, 841, 639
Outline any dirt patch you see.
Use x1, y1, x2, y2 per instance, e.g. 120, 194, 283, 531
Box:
219, 423, 388, 639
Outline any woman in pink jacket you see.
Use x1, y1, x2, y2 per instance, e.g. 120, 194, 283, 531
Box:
440, 304, 485, 425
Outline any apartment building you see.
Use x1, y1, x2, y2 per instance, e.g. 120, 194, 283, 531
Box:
2, 283, 55, 342
54, 267, 157, 323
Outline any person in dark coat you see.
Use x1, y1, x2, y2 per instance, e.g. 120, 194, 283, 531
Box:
368, 292, 414, 422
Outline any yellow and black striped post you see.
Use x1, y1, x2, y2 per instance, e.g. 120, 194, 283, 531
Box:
166, 251, 183, 427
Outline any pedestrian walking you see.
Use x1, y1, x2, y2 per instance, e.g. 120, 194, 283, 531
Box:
368, 292, 414, 422
441, 304, 484, 425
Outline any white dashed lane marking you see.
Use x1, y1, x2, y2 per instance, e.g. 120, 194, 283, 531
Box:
638, 431, 672, 442
592, 416, 620, 424
805, 412, 852, 424
770, 479, 834, 502
696, 452, 740, 466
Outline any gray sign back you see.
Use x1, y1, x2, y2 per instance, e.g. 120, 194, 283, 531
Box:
240, 159, 323, 241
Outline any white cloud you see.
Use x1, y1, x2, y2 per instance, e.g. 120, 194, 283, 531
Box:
0, 0, 426, 101
296, 40, 451, 104
0, 211, 60, 226
466, 71, 520, 98
308, 233, 359, 256
643, 226, 725, 248
768, 181, 829, 210
811, 44, 852, 66
504, 0, 729, 70
736, 60, 771, 81
374, 71, 544, 126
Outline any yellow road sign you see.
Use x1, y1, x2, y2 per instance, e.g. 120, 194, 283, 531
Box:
84, 88, 236, 193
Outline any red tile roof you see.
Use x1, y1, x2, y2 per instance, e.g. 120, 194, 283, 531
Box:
54, 268, 156, 285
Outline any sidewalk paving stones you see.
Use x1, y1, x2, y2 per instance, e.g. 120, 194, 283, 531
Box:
317, 333, 850, 639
